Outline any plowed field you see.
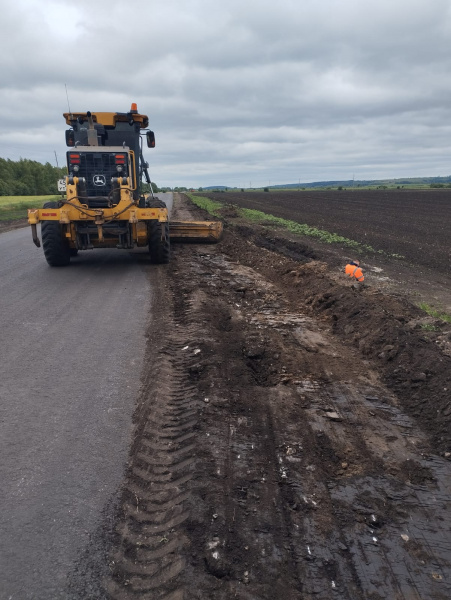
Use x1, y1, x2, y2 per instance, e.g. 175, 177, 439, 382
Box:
78, 192, 451, 600
203, 189, 451, 273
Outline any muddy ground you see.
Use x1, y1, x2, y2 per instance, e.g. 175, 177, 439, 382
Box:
0, 217, 28, 234
201, 190, 451, 314
202, 189, 451, 274
97, 193, 451, 600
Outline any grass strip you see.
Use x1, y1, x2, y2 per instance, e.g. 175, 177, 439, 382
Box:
187, 194, 405, 257
0, 195, 60, 221
418, 302, 451, 323
238, 207, 376, 252
420, 323, 440, 331
188, 194, 224, 217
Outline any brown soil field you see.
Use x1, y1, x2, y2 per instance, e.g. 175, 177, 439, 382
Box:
203, 189, 451, 274
93, 194, 451, 600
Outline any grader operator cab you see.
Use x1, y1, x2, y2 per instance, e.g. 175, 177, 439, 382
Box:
28, 103, 222, 266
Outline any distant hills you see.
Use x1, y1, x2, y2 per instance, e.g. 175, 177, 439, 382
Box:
200, 175, 451, 191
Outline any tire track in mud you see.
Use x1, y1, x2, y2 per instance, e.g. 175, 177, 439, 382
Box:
170, 241, 451, 600
104, 276, 201, 600
105, 196, 451, 599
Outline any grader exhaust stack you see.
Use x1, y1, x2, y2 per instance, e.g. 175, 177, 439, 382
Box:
27, 104, 222, 266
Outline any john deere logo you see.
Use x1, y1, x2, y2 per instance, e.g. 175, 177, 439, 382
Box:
93, 175, 106, 186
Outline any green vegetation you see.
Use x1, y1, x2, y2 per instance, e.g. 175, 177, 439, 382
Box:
0, 158, 67, 196
0, 195, 60, 221
418, 302, 451, 323
197, 175, 451, 193
189, 194, 224, 217
188, 193, 410, 257
239, 208, 376, 251
141, 182, 160, 193
420, 323, 440, 332
188, 194, 375, 253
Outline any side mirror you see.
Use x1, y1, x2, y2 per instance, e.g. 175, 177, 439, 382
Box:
65, 130, 75, 147
146, 130, 156, 148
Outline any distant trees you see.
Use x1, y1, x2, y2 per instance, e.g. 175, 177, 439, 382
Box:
0, 158, 164, 195
141, 182, 160, 193
0, 158, 67, 196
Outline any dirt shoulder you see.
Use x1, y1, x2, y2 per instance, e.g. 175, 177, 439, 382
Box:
101, 193, 451, 600
196, 196, 451, 454
200, 190, 451, 314
0, 218, 28, 234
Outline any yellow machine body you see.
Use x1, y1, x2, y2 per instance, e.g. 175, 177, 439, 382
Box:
28, 177, 168, 249
27, 105, 222, 264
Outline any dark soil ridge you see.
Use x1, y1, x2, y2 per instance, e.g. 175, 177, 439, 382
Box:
184, 196, 451, 455
201, 189, 451, 273
220, 222, 451, 454
164, 199, 451, 598
200, 191, 451, 316
98, 194, 451, 598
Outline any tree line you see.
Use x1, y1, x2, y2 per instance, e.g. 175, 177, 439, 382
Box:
0, 158, 165, 196
0, 158, 67, 196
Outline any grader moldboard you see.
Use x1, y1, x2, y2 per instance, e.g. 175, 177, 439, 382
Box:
28, 104, 222, 266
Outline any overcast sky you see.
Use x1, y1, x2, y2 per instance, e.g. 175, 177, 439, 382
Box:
1, 0, 451, 187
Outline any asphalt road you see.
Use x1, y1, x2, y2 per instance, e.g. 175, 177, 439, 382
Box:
0, 194, 173, 599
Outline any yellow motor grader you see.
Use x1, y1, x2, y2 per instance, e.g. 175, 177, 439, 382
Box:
27, 103, 222, 266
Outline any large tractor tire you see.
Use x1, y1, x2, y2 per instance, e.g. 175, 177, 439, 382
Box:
41, 202, 71, 267
148, 220, 170, 264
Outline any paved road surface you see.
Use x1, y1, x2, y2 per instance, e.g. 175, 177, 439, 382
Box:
0, 194, 172, 599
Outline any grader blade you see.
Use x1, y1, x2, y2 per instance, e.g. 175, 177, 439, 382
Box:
169, 221, 223, 243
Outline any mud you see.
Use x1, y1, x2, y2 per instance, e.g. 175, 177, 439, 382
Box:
102, 194, 451, 599
0, 217, 28, 233
203, 189, 451, 273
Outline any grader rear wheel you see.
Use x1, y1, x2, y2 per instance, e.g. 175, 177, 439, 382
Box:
41, 202, 71, 267
148, 220, 170, 264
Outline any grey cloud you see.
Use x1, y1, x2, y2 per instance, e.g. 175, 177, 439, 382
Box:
1, 0, 451, 186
